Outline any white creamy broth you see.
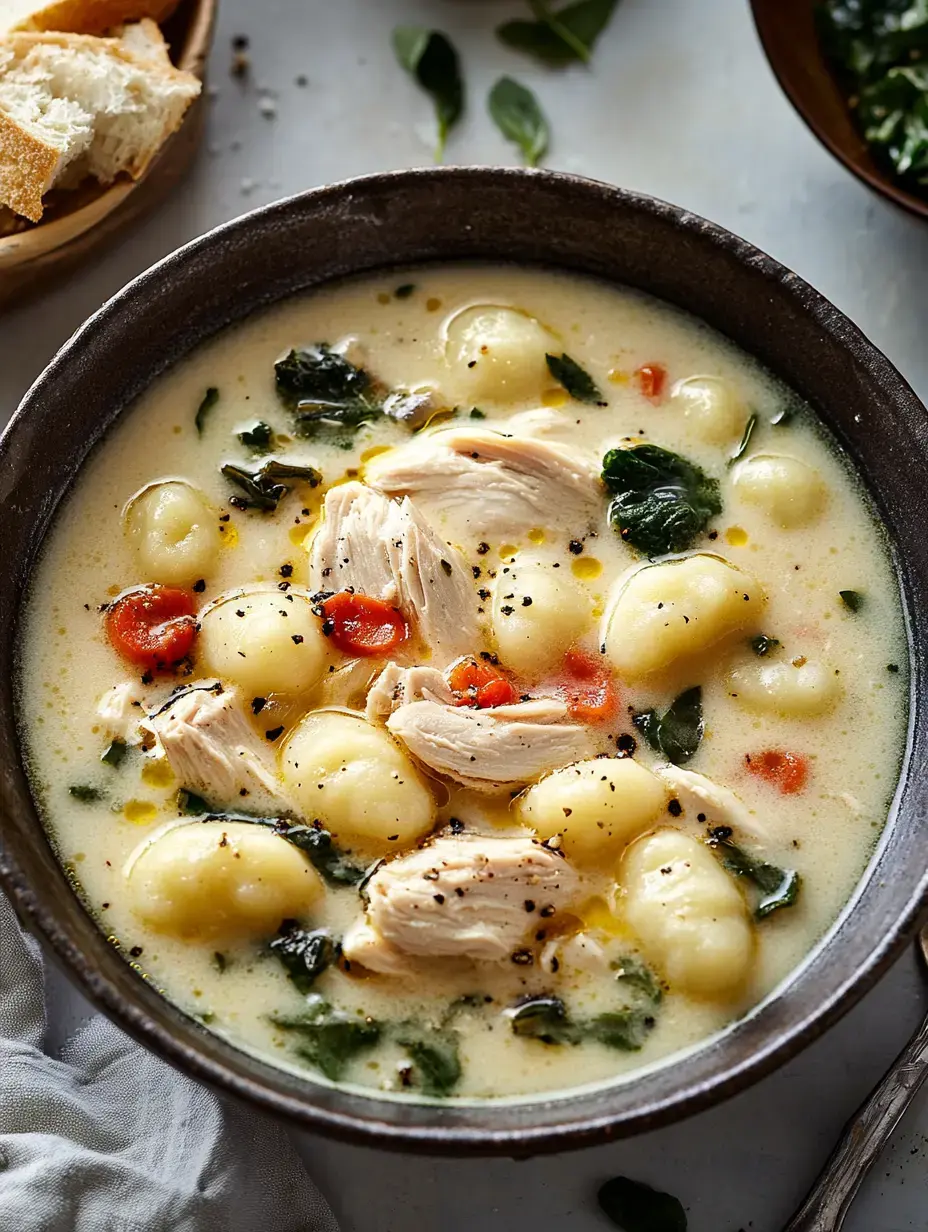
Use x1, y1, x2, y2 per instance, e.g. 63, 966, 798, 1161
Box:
18, 265, 907, 1102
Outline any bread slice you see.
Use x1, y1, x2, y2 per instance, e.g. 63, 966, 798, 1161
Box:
0, 0, 180, 36
116, 16, 171, 66
0, 25, 199, 220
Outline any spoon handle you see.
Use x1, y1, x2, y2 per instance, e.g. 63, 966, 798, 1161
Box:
783, 1011, 928, 1232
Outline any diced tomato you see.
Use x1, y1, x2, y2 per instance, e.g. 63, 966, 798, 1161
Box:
634, 363, 667, 400
448, 656, 518, 709
105, 585, 197, 673
321, 591, 407, 657
562, 646, 619, 723
745, 749, 809, 795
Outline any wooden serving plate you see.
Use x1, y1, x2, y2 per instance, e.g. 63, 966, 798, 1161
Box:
0, 0, 216, 311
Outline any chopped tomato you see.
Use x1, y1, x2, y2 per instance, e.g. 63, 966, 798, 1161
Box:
105, 585, 197, 672
745, 750, 809, 795
634, 363, 667, 399
321, 591, 407, 657
448, 656, 518, 709
562, 646, 619, 723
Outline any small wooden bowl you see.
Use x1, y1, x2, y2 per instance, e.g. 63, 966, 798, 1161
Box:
751, 0, 928, 222
0, 0, 216, 310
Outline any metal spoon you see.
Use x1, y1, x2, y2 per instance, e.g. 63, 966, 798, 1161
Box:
783, 923, 928, 1232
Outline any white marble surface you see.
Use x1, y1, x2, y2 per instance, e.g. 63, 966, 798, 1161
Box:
5, 0, 928, 1227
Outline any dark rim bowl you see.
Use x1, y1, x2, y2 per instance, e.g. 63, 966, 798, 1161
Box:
750, 0, 928, 222
2, 167, 927, 1156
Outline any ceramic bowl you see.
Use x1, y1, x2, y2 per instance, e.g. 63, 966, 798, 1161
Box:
1, 167, 926, 1155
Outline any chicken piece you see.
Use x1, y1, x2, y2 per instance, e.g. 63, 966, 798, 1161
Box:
364, 661, 454, 722
343, 834, 579, 968
654, 764, 771, 846
540, 931, 610, 976
386, 698, 595, 791
309, 481, 480, 666
340, 917, 416, 976
144, 684, 288, 811
96, 681, 146, 743
365, 428, 602, 538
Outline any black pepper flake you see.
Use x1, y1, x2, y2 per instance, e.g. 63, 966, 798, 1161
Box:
472, 566, 482, 579
449, 817, 464, 834
708, 530, 718, 540
291, 634, 304, 644
500, 605, 514, 616
524, 899, 536, 912
697, 812, 706, 822
440, 559, 453, 577
434, 893, 446, 905
616, 733, 636, 755
140, 671, 153, 686
265, 725, 284, 742
888, 663, 900, 673
219, 513, 231, 523
279, 564, 293, 578
251, 697, 267, 715
476, 542, 490, 555
387, 834, 399, 842
521, 596, 533, 607
235, 609, 245, 618
478, 588, 491, 601
511, 949, 533, 966
321, 618, 335, 637
192, 579, 206, 593
668, 798, 683, 817
480, 651, 499, 664
568, 539, 584, 555
455, 886, 465, 897
129, 945, 143, 958
539, 905, 556, 918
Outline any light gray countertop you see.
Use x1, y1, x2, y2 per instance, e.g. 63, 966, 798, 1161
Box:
5, 0, 928, 1228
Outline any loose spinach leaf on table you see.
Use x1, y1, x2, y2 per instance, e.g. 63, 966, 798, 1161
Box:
598, 1175, 687, 1232
394, 1024, 463, 1096
488, 76, 549, 166
269, 922, 338, 994
221, 459, 322, 511
708, 829, 801, 920
632, 687, 704, 766
602, 444, 721, 556
194, 387, 219, 436
497, 0, 620, 66
272, 995, 381, 1080
392, 26, 463, 160
546, 352, 603, 403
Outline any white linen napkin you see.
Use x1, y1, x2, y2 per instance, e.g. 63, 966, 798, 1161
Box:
0, 891, 339, 1232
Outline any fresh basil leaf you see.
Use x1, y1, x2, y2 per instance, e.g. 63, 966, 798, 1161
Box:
602, 444, 722, 556
751, 633, 780, 657
728, 413, 757, 466
69, 784, 102, 802
546, 352, 603, 403
269, 922, 338, 995
632, 687, 703, 766
237, 420, 274, 452
708, 831, 801, 920
498, 0, 620, 66
221, 459, 322, 512
598, 1175, 687, 1232
272, 995, 380, 1080
506, 995, 579, 1044
393, 27, 463, 161
839, 588, 864, 612
488, 76, 549, 166
195, 387, 219, 436
395, 1024, 462, 1096
100, 739, 127, 768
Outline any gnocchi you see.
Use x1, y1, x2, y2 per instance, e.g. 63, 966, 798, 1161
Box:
445, 305, 551, 402
516, 757, 668, 860
733, 454, 827, 528
281, 710, 436, 848
603, 553, 765, 679
198, 588, 329, 696
127, 821, 323, 942
125, 480, 220, 586
669, 376, 745, 445
620, 828, 753, 997
728, 658, 841, 717
492, 562, 592, 678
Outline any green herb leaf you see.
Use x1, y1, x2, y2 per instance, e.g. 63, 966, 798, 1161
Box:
178, 788, 211, 814
506, 995, 580, 1045
506, 970, 660, 1052
770, 406, 792, 426
859, 64, 928, 183
632, 687, 703, 766
498, 0, 620, 66
817, 0, 928, 90
395, 1024, 463, 1096
69, 784, 102, 802
615, 955, 662, 1005
213, 952, 228, 973
100, 739, 127, 768
603, 444, 722, 556
394, 283, 416, 299
488, 76, 549, 166
274, 343, 385, 441
546, 352, 603, 403
751, 633, 780, 657
839, 589, 864, 612
276, 824, 369, 887
708, 831, 801, 920
392, 27, 464, 161
469, 407, 486, 419
195, 387, 219, 436
221, 459, 322, 511
728, 413, 757, 466
269, 922, 338, 994
237, 420, 274, 452
598, 1175, 687, 1232
585, 1010, 652, 1051
272, 995, 380, 1080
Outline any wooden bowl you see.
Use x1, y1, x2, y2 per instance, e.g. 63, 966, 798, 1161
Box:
750, 0, 928, 222
0, 0, 216, 310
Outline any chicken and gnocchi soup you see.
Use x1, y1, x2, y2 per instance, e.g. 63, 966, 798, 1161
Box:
18, 266, 906, 1100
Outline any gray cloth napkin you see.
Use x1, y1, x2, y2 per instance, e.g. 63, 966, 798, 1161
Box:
0, 892, 339, 1232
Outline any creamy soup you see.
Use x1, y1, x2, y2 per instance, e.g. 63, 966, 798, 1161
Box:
18, 266, 906, 1102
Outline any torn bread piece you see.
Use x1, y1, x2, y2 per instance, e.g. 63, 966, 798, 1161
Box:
1, 0, 180, 36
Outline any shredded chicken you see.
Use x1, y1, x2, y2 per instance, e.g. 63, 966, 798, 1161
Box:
96, 681, 146, 743
143, 684, 288, 811
654, 763, 770, 846
342, 834, 579, 970
385, 698, 595, 791
309, 481, 480, 665
364, 661, 454, 722
365, 428, 602, 538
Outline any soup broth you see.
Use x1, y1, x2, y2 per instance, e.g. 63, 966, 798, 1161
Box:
18, 266, 907, 1101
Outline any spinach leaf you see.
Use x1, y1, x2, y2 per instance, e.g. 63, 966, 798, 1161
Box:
274, 344, 385, 441
392, 27, 463, 161
195, 387, 219, 436
751, 633, 780, 657
237, 421, 274, 452
586, 1010, 652, 1052
69, 784, 102, 802
488, 76, 549, 166
602, 444, 722, 556
728, 413, 757, 466
598, 1175, 687, 1232
221, 459, 322, 511
546, 352, 603, 403
497, 0, 620, 66
615, 955, 662, 1004
770, 406, 793, 426
506, 966, 661, 1052
394, 282, 416, 298
276, 824, 369, 887
632, 687, 703, 766
840, 588, 864, 612
506, 995, 579, 1044
269, 922, 338, 994
178, 788, 211, 814
708, 830, 801, 920
859, 64, 928, 183
272, 995, 380, 1080
395, 1024, 463, 1096
100, 739, 127, 768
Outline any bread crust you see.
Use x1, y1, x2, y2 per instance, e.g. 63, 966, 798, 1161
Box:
0, 106, 61, 220
12, 0, 180, 35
